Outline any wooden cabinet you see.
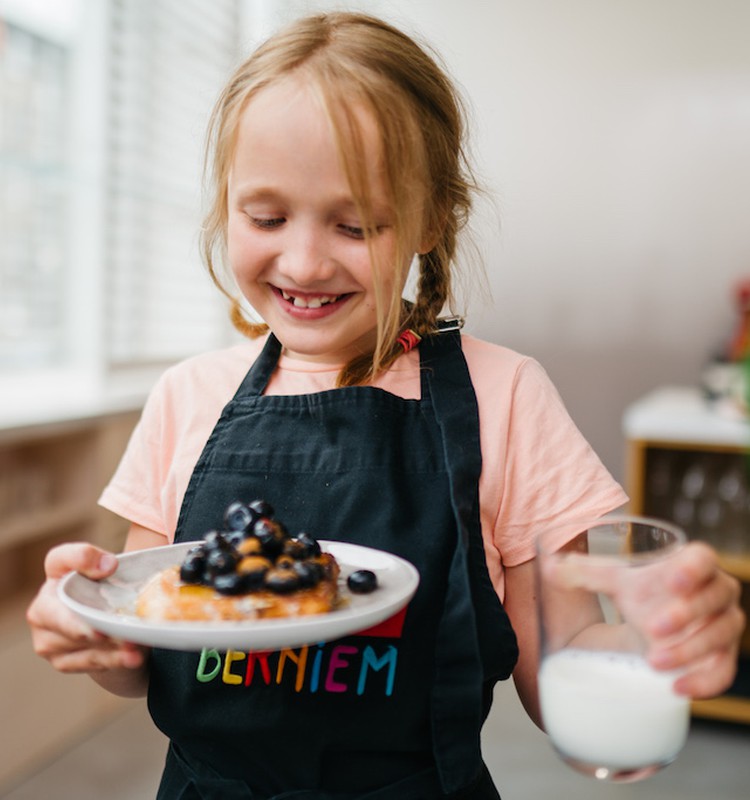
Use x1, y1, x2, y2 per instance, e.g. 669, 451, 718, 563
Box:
624, 387, 750, 725
0, 410, 140, 791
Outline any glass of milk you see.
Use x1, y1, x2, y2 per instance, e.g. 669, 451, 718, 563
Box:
535, 515, 690, 782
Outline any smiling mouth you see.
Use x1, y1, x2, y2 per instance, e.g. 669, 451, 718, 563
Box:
278, 288, 347, 309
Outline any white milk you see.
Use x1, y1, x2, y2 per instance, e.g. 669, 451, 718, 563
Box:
539, 649, 690, 770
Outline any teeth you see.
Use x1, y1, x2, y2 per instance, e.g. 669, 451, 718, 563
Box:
281, 290, 340, 309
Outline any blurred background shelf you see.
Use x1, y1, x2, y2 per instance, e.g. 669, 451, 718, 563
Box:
0, 409, 139, 792
624, 386, 750, 726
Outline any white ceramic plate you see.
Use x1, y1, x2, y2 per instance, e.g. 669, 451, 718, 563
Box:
58, 541, 419, 651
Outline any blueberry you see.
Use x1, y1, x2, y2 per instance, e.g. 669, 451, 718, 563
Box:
296, 532, 321, 557
253, 518, 287, 558
249, 499, 274, 518
180, 553, 206, 584
224, 530, 245, 548
264, 568, 301, 594
347, 569, 378, 594
213, 572, 252, 596
253, 518, 275, 539
205, 547, 239, 579
274, 554, 296, 570
282, 538, 308, 560
223, 501, 258, 533
293, 560, 323, 588
237, 555, 272, 578
203, 530, 232, 552
237, 556, 271, 590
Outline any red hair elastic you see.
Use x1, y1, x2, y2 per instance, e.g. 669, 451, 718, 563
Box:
396, 328, 422, 353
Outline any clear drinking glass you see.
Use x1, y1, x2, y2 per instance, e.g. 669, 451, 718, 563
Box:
535, 515, 690, 782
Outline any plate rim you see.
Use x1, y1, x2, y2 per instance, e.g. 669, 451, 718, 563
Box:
58, 540, 420, 650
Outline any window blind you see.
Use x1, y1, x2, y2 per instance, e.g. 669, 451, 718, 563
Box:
104, 0, 241, 366
0, 19, 69, 370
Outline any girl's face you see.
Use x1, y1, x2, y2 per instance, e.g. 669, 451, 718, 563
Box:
227, 77, 420, 364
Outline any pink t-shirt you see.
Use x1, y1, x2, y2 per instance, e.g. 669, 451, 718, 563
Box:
99, 333, 627, 598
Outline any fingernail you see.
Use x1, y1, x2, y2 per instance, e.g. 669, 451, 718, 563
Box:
649, 653, 670, 670
649, 648, 675, 669
99, 553, 118, 572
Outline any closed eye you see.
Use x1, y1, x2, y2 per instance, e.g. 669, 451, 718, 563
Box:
251, 217, 285, 230
338, 223, 391, 240
338, 224, 365, 239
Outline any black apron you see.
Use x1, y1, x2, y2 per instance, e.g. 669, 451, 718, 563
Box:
148, 330, 518, 799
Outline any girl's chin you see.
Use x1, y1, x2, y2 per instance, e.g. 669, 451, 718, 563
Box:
280, 343, 348, 364
276, 328, 378, 365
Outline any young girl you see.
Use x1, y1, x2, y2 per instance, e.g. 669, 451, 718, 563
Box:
28, 12, 743, 799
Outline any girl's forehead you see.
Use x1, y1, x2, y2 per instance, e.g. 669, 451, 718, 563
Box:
246, 77, 375, 140
233, 76, 388, 181
240, 77, 326, 135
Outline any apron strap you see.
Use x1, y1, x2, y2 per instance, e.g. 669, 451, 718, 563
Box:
419, 330, 485, 793
234, 333, 283, 398
419, 329, 518, 795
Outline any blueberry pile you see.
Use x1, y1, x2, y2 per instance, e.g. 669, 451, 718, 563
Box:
180, 498, 379, 598
180, 499, 332, 596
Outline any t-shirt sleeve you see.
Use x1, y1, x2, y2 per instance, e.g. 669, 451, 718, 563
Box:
98, 340, 267, 540
492, 357, 628, 567
98, 373, 174, 535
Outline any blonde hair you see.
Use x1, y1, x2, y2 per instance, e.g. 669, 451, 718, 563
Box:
202, 12, 476, 385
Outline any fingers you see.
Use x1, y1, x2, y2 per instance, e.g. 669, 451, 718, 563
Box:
649, 601, 745, 671
45, 641, 147, 675
645, 543, 746, 698
672, 649, 742, 700
28, 589, 147, 675
646, 558, 742, 639
546, 539, 746, 701
28, 541, 133, 675
44, 542, 118, 580
542, 553, 622, 593
547, 541, 721, 598
27, 577, 99, 641
662, 541, 723, 594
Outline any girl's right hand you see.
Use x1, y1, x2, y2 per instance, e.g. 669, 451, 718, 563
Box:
27, 543, 148, 680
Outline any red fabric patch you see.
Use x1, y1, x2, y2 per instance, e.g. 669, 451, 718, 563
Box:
354, 605, 408, 638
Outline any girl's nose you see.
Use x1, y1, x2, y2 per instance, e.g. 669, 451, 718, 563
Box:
277, 222, 337, 286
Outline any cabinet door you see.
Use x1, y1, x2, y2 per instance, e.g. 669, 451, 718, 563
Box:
628, 440, 750, 724
639, 445, 750, 555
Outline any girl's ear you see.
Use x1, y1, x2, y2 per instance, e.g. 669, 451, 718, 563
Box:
417, 238, 436, 255
417, 224, 440, 255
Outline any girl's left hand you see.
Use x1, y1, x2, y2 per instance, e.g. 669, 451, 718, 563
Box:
643, 541, 745, 698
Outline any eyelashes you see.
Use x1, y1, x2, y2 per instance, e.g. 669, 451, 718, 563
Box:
250, 217, 284, 230
248, 217, 380, 240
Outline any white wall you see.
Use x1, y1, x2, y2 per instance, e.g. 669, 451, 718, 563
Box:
250, 0, 750, 482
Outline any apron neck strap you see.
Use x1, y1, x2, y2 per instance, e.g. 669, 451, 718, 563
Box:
235, 333, 283, 397
233, 329, 457, 400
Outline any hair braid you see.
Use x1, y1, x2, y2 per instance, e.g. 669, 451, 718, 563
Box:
230, 298, 268, 340
411, 250, 452, 335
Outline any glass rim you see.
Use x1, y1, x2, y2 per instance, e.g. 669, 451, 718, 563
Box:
534, 513, 687, 560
